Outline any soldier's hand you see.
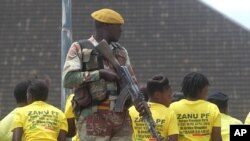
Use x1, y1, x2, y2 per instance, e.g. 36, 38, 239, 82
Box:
99, 69, 120, 82
134, 99, 149, 117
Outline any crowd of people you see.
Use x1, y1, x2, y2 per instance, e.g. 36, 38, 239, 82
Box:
0, 8, 249, 141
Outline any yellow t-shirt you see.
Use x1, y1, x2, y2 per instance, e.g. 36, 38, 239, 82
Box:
129, 102, 179, 141
244, 112, 250, 124
169, 99, 221, 141
64, 94, 80, 141
220, 113, 242, 141
65, 94, 75, 119
0, 108, 24, 141
11, 101, 68, 141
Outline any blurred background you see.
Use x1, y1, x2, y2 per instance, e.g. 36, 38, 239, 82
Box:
1, 0, 250, 122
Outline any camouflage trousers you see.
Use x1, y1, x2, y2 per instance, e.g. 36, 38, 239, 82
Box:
76, 106, 132, 141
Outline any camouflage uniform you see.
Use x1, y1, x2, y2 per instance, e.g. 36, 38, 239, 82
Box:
63, 36, 136, 141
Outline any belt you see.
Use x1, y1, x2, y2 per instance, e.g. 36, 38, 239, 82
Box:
97, 95, 117, 111
97, 100, 111, 111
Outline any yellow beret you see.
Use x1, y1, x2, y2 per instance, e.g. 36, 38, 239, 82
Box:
91, 8, 124, 24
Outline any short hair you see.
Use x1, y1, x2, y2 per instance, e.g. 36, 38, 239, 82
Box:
181, 72, 209, 98
27, 80, 48, 101
13, 80, 32, 103
207, 92, 228, 112
147, 74, 170, 98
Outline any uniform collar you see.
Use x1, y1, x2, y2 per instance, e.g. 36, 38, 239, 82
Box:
88, 36, 116, 50
88, 35, 99, 46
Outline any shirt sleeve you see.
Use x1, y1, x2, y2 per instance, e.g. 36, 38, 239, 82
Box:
64, 94, 75, 119
59, 112, 69, 132
212, 106, 221, 127
11, 109, 24, 130
63, 42, 100, 88
245, 112, 250, 124
167, 110, 179, 135
122, 47, 138, 84
63, 70, 100, 88
123, 47, 131, 66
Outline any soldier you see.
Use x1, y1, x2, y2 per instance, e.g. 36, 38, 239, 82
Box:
63, 8, 138, 141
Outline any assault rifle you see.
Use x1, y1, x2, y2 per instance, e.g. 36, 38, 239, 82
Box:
95, 40, 162, 141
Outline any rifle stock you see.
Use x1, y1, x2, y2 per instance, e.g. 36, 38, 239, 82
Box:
95, 40, 120, 69
95, 40, 162, 141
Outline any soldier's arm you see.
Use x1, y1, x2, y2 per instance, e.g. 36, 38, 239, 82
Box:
123, 47, 138, 84
63, 43, 100, 88
63, 70, 99, 88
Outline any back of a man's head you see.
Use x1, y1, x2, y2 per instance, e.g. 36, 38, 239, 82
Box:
27, 80, 49, 102
207, 92, 229, 113
14, 80, 32, 104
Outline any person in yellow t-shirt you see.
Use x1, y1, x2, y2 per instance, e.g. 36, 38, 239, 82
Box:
170, 72, 222, 141
207, 92, 243, 141
64, 93, 80, 141
129, 74, 179, 141
171, 91, 185, 103
0, 80, 31, 141
244, 104, 250, 124
245, 113, 250, 124
11, 79, 68, 141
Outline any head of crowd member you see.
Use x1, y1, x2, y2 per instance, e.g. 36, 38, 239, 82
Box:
147, 74, 172, 107
181, 72, 210, 100
91, 8, 124, 44
207, 92, 229, 114
171, 91, 185, 103
13, 80, 32, 107
27, 79, 49, 104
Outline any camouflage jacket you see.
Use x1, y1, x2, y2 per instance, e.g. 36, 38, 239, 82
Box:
63, 36, 137, 91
